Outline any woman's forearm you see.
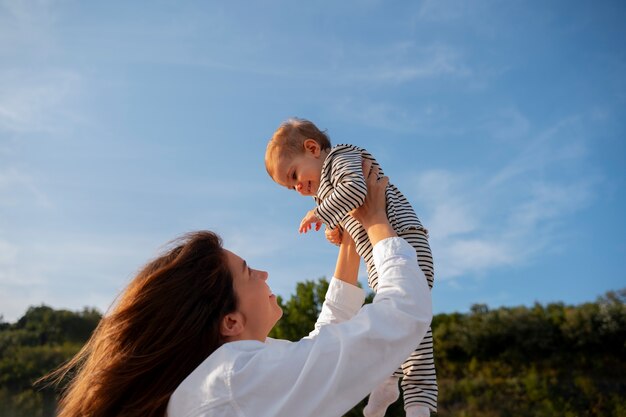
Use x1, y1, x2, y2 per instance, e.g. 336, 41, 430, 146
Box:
364, 221, 396, 247
333, 236, 360, 286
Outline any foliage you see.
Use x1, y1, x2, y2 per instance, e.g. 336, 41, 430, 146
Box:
269, 278, 330, 341
1, 288, 625, 417
272, 283, 626, 416
0, 306, 101, 417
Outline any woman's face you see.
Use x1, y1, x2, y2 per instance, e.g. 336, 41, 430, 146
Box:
225, 250, 283, 341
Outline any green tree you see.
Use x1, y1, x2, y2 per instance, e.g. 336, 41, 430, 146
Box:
270, 278, 330, 340
0, 305, 101, 417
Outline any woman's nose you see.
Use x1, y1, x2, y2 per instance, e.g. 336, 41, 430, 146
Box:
260, 270, 269, 281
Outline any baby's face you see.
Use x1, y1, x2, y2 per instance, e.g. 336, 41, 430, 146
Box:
270, 148, 325, 197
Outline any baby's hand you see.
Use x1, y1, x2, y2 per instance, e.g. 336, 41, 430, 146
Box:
299, 209, 323, 233
325, 226, 343, 246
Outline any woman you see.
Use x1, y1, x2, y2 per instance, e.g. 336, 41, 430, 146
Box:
46, 162, 433, 417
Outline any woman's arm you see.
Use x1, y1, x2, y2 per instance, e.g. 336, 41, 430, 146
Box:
332, 228, 360, 285
349, 162, 396, 246
230, 162, 433, 417
309, 158, 385, 335
308, 229, 362, 336
232, 238, 431, 417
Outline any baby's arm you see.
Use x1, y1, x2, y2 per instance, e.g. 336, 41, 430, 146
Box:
316, 147, 369, 230
299, 209, 323, 233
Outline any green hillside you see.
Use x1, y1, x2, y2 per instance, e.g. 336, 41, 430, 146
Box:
1, 287, 624, 417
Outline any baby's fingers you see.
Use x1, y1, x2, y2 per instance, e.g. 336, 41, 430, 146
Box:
299, 219, 310, 233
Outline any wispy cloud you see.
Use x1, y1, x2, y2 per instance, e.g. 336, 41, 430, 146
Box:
182, 40, 474, 88
328, 97, 464, 135
487, 116, 586, 187
0, 167, 52, 208
329, 99, 424, 134
0, 0, 58, 53
417, 0, 475, 22
0, 234, 162, 321
0, 69, 84, 134
344, 42, 472, 84
482, 107, 531, 142
0, 239, 18, 275
0, 1, 85, 134
412, 115, 598, 281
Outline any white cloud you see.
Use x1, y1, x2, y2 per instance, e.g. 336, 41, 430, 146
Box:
328, 98, 461, 135
413, 116, 597, 282
441, 238, 516, 278
0, 0, 58, 54
422, 174, 596, 281
509, 180, 595, 228
0, 167, 52, 208
329, 99, 419, 134
351, 43, 473, 83
483, 107, 531, 142
0, 69, 84, 134
0, 239, 18, 274
0, 234, 161, 322
414, 170, 479, 239
0, 1, 85, 134
418, 0, 469, 21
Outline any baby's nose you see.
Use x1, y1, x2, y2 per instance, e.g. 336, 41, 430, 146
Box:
295, 182, 303, 192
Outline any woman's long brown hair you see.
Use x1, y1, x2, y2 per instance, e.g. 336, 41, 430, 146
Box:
41, 231, 237, 417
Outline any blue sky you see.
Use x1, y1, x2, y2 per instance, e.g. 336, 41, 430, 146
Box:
1, 0, 624, 322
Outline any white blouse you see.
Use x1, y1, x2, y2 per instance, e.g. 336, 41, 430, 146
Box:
167, 237, 433, 417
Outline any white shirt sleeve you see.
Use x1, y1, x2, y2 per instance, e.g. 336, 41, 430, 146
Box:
310, 276, 366, 336
167, 237, 432, 417
264, 277, 365, 346
231, 237, 432, 417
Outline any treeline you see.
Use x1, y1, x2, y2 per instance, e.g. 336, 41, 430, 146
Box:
0, 306, 101, 417
1, 287, 625, 417
271, 283, 626, 417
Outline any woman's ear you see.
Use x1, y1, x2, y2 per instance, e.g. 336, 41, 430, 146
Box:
303, 139, 321, 157
220, 312, 244, 339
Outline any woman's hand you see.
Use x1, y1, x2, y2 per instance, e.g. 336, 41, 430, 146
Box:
350, 159, 396, 246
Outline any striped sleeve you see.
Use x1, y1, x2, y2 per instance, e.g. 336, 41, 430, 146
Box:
315, 147, 367, 230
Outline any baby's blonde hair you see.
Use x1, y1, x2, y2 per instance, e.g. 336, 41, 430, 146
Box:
265, 118, 332, 178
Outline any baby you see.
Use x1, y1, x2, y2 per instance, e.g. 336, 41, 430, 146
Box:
264, 118, 437, 417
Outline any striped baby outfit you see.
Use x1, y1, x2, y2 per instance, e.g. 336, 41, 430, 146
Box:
314, 144, 438, 412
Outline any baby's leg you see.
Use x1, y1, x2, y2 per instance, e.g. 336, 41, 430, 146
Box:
399, 328, 437, 415
397, 228, 437, 415
400, 228, 434, 289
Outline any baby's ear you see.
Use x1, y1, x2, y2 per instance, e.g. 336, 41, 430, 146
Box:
303, 139, 321, 156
